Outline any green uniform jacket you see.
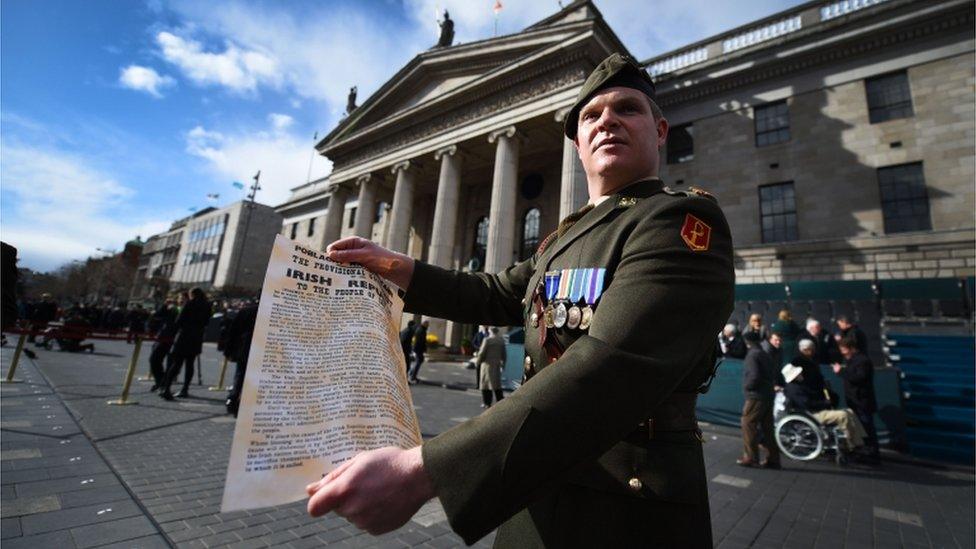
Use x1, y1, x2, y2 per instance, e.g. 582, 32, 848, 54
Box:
404, 178, 735, 547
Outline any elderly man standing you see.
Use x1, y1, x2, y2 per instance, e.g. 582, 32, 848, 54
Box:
476, 327, 507, 408
738, 331, 781, 469
301, 53, 734, 547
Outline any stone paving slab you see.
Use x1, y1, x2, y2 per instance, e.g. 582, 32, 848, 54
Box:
2, 340, 974, 548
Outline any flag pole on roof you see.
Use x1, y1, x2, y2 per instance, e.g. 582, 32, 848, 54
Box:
493, 0, 503, 36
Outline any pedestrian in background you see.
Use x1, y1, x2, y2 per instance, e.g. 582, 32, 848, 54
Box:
738, 331, 781, 469
400, 320, 416, 374
408, 320, 429, 384
835, 315, 868, 355
476, 327, 506, 408
159, 288, 211, 400
224, 298, 258, 417
718, 323, 747, 359
770, 309, 801, 366
800, 318, 834, 364
743, 312, 768, 343
148, 300, 178, 391
832, 336, 880, 464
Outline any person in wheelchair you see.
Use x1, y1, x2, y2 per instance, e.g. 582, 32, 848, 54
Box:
57, 312, 95, 353
782, 339, 865, 451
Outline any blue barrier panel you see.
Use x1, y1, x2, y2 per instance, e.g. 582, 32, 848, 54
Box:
879, 278, 962, 300
788, 280, 875, 300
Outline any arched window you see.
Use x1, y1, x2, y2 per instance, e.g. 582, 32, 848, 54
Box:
520, 208, 541, 260
471, 216, 489, 271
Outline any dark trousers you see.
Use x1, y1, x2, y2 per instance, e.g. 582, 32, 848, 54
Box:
409, 351, 425, 381
482, 390, 504, 407
402, 345, 412, 373
741, 398, 779, 464
162, 351, 197, 394
149, 343, 171, 387
852, 406, 880, 457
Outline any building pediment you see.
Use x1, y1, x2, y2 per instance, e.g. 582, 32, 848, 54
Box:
318, 1, 628, 169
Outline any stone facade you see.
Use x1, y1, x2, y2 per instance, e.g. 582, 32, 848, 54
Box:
276, 0, 974, 345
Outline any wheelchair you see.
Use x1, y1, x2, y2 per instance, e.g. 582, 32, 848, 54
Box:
773, 393, 851, 466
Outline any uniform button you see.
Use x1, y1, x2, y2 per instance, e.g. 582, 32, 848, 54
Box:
530, 312, 539, 328
628, 477, 643, 492
523, 356, 533, 372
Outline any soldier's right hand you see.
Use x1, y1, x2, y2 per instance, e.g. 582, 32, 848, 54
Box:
326, 237, 415, 290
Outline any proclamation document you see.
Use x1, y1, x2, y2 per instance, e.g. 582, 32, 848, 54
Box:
221, 235, 421, 512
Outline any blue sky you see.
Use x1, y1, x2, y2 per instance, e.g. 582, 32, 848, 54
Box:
1, 0, 805, 272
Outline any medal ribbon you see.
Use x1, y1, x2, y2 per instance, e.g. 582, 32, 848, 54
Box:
557, 269, 571, 300
545, 271, 559, 302
585, 268, 607, 306
569, 268, 587, 304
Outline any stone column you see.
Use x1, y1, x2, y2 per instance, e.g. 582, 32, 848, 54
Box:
485, 126, 522, 274
387, 161, 416, 253
428, 146, 462, 268
556, 109, 589, 219
321, 183, 350, 248
428, 145, 464, 349
352, 174, 376, 239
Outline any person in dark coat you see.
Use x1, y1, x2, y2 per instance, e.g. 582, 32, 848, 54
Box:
761, 331, 784, 371
159, 288, 211, 400
788, 340, 866, 450
408, 319, 428, 383
769, 309, 801, 366
399, 320, 416, 374
717, 323, 746, 359
832, 336, 879, 463
835, 316, 868, 355
1, 242, 18, 333
125, 304, 149, 343
30, 293, 58, 343
224, 300, 258, 417
148, 300, 178, 391
738, 331, 781, 468
800, 318, 835, 365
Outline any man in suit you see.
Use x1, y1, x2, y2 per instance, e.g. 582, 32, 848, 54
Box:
738, 331, 780, 469
301, 53, 734, 547
832, 336, 880, 463
476, 326, 507, 408
159, 287, 212, 400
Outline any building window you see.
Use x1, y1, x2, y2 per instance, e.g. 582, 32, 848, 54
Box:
307, 218, 316, 237
666, 123, 694, 164
878, 163, 930, 234
520, 208, 541, 261
348, 207, 357, 229
471, 216, 489, 271
866, 71, 913, 124
754, 100, 790, 147
759, 182, 798, 243
290, 222, 298, 239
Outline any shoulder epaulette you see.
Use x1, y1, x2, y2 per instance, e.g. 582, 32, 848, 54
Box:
662, 185, 718, 202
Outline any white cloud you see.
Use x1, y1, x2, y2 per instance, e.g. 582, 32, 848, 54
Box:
118, 64, 176, 98
268, 113, 293, 131
184, 117, 330, 206
0, 142, 175, 271
156, 30, 282, 93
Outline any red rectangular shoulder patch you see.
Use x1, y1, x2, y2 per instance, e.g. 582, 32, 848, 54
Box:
681, 213, 711, 251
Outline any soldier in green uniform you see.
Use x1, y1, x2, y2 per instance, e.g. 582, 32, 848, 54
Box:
303, 53, 735, 547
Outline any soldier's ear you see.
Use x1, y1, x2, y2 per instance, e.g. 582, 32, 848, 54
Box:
656, 117, 669, 150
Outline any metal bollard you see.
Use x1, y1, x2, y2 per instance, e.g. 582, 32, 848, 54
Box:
2, 332, 27, 384
209, 357, 229, 391
108, 337, 142, 406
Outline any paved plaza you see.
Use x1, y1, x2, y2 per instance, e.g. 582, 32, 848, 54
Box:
1, 339, 973, 548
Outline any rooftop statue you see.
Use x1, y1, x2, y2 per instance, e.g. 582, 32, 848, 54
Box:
436, 10, 454, 48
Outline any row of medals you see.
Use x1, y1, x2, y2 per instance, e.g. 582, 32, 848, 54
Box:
545, 300, 593, 330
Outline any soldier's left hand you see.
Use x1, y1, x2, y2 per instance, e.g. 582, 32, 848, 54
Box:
306, 446, 434, 534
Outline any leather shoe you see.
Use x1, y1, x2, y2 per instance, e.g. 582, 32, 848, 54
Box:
159, 391, 175, 401
736, 457, 757, 467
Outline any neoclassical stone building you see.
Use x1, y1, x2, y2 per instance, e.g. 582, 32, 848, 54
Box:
275, 0, 975, 346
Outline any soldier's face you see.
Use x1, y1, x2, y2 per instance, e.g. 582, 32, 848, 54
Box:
574, 87, 668, 187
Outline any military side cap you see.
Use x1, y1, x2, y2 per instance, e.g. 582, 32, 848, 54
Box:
564, 53, 657, 140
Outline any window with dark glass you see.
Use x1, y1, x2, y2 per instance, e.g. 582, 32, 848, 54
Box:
865, 71, 913, 124
666, 123, 694, 164
290, 222, 298, 239
520, 208, 541, 261
307, 218, 315, 237
472, 216, 489, 271
759, 182, 798, 243
754, 100, 790, 147
348, 207, 357, 229
878, 162, 930, 234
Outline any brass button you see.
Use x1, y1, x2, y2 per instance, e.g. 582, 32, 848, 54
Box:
523, 356, 533, 372
628, 477, 642, 492
530, 312, 539, 328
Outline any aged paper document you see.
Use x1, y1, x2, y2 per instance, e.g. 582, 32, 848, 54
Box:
221, 235, 421, 512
